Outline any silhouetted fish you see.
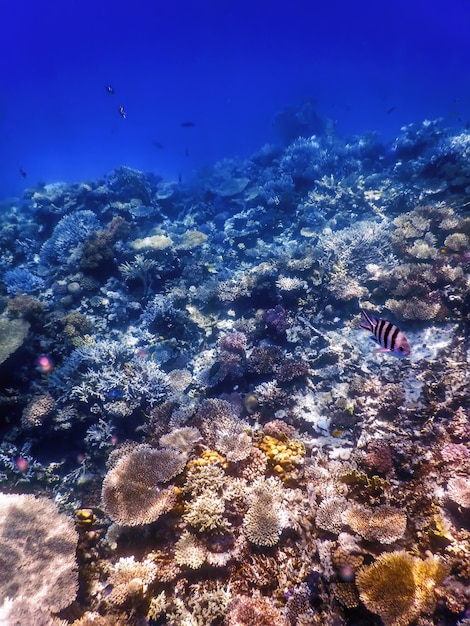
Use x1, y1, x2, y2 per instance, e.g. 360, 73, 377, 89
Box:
152, 141, 164, 150
386, 106, 397, 114
106, 85, 115, 94
19, 167, 27, 179
180, 121, 195, 127
118, 105, 126, 119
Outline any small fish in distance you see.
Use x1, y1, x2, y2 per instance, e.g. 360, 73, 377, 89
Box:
118, 105, 126, 119
106, 85, 115, 94
19, 167, 27, 179
180, 121, 195, 127
360, 310, 410, 358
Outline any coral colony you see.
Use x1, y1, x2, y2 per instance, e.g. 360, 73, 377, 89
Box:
1, 107, 470, 625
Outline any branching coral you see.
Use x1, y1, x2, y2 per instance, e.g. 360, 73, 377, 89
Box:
355, 552, 448, 626
106, 555, 157, 606
101, 444, 184, 525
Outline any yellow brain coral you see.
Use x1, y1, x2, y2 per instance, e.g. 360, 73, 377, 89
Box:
355, 551, 448, 626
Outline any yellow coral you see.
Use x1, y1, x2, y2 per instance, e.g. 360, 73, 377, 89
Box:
257, 435, 305, 482
355, 552, 448, 626
187, 449, 229, 470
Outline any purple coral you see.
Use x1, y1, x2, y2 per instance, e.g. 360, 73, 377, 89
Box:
265, 305, 289, 335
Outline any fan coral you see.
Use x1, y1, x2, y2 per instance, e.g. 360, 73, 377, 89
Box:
355, 552, 448, 626
447, 476, 470, 508
101, 445, 184, 525
225, 593, 288, 626
243, 477, 289, 546
0, 493, 78, 624
342, 503, 407, 544
106, 555, 157, 606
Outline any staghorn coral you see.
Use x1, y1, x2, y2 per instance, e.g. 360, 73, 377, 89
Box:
106, 555, 157, 606
0, 493, 78, 624
356, 552, 448, 626
243, 477, 290, 546
101, 444, 184, 525
342, 503, 407, 544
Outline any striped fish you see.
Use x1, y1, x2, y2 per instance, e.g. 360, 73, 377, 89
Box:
360, 310, 410, 358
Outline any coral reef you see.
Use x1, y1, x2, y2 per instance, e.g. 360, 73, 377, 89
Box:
0, 109, 470, 624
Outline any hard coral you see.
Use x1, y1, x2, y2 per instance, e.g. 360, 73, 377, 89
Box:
225, 593, 288, 626
0, 493, 78, 624
343, 503, 407, 544
243, 477, 289, 546
106, 555, 157, 606
355, 551, 448, 626
101, 444, 184, 525
447, 476, 470, 509
257, 434, 305, 482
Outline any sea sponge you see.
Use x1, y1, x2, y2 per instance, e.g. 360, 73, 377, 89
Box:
0, 493, 78, 624
342, 503, 407, 544
243, 477, 289, 546
355, 552, 448, 626
101, 445, 184, 525
106, 555, 157, 606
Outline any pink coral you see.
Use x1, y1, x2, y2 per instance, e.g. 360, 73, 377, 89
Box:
225, 594, 288, 626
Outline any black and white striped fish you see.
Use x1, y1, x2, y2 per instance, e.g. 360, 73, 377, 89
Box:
360, 310, 410, 358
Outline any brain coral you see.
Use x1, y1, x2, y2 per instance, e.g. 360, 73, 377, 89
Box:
355, 552, 448, 626
101, 444, 185, 525
0, 493, 78, 625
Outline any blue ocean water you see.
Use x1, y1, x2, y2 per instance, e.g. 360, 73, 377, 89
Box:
1, 0, 469, 198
